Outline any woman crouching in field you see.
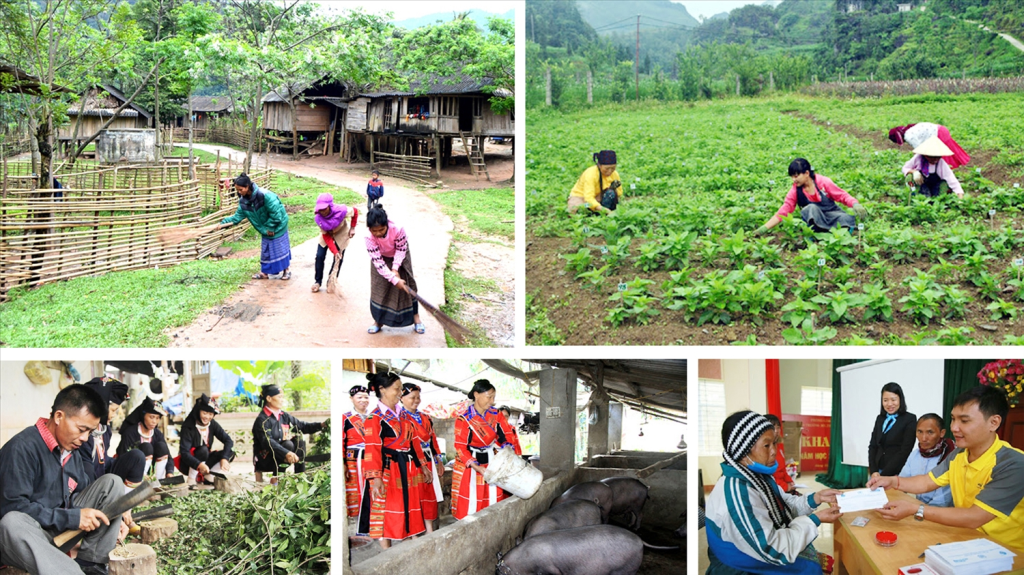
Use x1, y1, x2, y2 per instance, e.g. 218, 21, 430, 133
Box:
756, 158, 867, 235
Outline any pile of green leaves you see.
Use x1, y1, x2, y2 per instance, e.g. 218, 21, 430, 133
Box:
151, 466, 331, 575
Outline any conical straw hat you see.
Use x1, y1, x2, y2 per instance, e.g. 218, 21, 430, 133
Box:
913, 136, 953, 157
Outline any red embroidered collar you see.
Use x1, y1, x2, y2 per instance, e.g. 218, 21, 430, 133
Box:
36, 418, 59, 451
36, 418, 73, 467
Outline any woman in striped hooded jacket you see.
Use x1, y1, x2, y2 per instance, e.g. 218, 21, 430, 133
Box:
705, 411, 843, 575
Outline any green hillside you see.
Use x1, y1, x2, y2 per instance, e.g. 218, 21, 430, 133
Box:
576, 0, 698, 32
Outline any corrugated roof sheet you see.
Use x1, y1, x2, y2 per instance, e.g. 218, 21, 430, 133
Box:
359, 75, 500, 98
190, 95, 233, 112
67, 108, 140, 118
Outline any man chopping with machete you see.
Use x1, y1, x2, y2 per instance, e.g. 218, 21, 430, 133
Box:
0, 384, 131, 575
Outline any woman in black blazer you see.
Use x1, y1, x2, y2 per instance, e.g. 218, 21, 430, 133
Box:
868, 382, 917, 477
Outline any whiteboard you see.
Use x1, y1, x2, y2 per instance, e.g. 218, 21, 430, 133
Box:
837, 360, 945, 468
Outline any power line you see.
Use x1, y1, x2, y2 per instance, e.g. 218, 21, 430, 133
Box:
592, 15, 638, 32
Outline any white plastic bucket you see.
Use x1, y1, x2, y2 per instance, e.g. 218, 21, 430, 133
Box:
483, 446, 543, 499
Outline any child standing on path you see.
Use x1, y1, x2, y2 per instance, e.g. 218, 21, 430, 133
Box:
367, 169, 384, 210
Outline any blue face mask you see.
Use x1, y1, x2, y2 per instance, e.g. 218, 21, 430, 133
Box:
747, 460, 779, 475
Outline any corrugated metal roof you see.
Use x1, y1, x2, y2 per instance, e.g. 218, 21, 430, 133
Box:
359, 75, 501, 98
67, 108, 140, 118
189, 95, 233, 112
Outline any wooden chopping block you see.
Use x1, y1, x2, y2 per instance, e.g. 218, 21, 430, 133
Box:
214, 474, 244, 495
0, 567, 31, 575
109, 543, 157, 575
140, 517, 178, 544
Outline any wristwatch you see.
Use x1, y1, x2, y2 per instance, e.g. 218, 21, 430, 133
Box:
914, 504, 925, 522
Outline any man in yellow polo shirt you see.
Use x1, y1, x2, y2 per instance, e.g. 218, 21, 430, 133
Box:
567, 150, 623, 215
867, 385, 1024, 548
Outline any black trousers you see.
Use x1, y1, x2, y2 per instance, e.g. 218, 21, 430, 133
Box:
178, 445, 235, 475
254, 437, 307, 475
314, 246, 346, 285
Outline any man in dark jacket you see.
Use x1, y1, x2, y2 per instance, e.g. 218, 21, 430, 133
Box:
0, 384, 126, 575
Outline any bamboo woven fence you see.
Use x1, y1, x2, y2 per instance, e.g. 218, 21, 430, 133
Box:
0, 161, 274, 301
371, 150, 433, 185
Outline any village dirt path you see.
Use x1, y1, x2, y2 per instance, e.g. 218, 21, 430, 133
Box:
167, 143, 451, 348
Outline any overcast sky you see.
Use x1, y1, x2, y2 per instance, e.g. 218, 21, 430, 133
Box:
673, 0, 775, 21
310, 1, 518, 20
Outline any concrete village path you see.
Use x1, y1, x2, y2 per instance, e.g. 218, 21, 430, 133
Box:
167, 143, 451, 348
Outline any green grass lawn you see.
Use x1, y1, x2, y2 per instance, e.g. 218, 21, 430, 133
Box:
162, 146, 223, 164
430, 188, 515, 241
0, 258, 255, 347
0, 172, 362, 348
432, 187, 514, 347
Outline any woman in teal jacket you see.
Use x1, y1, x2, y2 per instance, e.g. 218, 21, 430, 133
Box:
220, 173, 292, 280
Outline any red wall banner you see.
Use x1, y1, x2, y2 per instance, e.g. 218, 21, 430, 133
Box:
783, 414, 832, 472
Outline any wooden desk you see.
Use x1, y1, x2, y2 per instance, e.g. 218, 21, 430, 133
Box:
834, 490, 1024, 575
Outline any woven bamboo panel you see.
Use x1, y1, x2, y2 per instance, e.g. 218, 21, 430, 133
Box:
0, 164, 273, 301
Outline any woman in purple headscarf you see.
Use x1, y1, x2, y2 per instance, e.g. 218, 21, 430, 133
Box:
312, 193, 358, 293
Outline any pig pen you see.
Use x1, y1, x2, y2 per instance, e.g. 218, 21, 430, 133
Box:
345, 451, 685, 575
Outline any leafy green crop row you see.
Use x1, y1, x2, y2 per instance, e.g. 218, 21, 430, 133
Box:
526, 95, 1024, 345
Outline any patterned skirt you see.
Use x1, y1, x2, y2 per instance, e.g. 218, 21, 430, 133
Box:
260, 231, 291, 275
369, 250, 419, 327
345, 447, 372, 535
368, 449, 425, 541
451, 456, 509, 520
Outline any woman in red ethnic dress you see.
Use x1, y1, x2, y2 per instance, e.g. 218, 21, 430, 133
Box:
498, 406, 523, 456
363, 372, 427, 549
342, 384, 374, 537
400, 382, 444, 533
452, 379, 518, 520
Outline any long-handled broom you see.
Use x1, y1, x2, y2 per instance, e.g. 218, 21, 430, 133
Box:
406, 287, 472, 344
324, 235, 343, 295
157, 223, 225, 246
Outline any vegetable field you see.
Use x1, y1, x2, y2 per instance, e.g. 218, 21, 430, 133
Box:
525, 93, 1024, 346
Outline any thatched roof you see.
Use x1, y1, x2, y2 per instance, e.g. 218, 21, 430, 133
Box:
67, 85, 152, 120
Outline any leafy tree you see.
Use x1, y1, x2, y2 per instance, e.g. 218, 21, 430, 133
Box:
395, 14, 514, 114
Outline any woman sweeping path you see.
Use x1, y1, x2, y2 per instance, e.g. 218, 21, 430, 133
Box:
365, 205, 425, 336
220, 173, 292, 280
168, 144, 453, 348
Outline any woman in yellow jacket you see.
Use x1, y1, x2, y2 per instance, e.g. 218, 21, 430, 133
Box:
567, 150, 623, 215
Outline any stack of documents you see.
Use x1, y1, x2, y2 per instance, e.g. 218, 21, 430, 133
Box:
925, 539, 1017, 575
837, 488, 889, 513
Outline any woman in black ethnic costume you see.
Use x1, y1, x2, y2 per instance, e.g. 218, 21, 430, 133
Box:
176, 394, 235, 484
252, 384, 324, 482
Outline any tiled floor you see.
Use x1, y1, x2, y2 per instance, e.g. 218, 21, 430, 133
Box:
697, 472, 834, 573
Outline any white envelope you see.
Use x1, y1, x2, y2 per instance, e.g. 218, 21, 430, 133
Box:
837, 488, 889, 513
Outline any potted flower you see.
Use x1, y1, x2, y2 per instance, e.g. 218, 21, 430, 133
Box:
978, 359, 1024, 408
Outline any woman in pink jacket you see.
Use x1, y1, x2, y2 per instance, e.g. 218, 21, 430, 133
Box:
756, 158, 867, 235
364, 205, 425, 335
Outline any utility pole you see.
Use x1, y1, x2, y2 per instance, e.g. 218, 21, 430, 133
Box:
531, 13, 536, 43
635, 14, 640, 102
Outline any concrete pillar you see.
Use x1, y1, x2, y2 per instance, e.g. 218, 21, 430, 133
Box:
587, 394, 609, 461
538, 367, 577, 478
608, 402, 624, 453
